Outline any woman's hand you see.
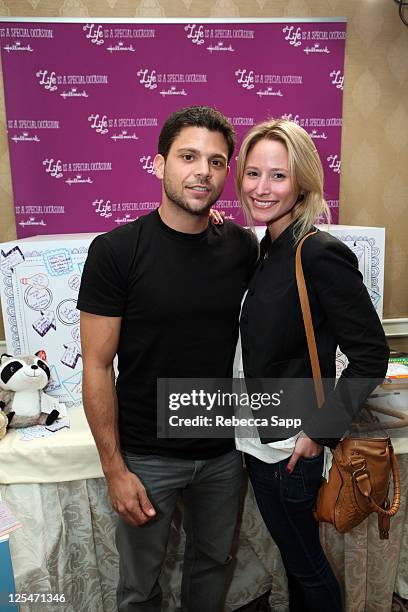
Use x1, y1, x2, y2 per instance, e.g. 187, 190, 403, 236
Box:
209, 209, 225, 225
286, 433, 322, 474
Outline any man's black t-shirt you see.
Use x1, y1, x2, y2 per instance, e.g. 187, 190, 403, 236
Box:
77, 210, 258, 459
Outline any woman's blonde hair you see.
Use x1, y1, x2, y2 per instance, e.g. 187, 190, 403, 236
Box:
235, 119, 330, 241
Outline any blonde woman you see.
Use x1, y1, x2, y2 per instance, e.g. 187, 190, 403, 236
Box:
215, 119, 389, 611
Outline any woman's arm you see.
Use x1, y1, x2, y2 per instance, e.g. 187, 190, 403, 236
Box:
300, 233, 389, 448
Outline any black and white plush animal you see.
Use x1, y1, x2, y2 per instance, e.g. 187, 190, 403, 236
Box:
0, 351, 60, 430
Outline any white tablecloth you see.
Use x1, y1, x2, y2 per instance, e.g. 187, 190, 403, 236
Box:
0, 406, 103, 483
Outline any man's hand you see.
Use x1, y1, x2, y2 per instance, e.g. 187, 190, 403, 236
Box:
209, 209, 225, 225
286, 433, 322, 475
107, 467, 156, 526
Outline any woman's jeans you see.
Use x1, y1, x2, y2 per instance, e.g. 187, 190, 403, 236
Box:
246, 452, 343, 612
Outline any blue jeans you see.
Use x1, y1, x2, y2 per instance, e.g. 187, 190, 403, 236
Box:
116, 450, 243, 612
246, 452, 343, 612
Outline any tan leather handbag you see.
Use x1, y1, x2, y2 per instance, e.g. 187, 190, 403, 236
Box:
295, 231, 402, 539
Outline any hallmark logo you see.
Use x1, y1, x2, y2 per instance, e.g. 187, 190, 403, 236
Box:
184, 24, 205, 45
4, 41, 34, 53
88, 114, 109, 134
327, 154, 341, 174
83, 24, 104, 46
207, 42, 234, 53
330, 70, 344, 90
107, 42, 135, 53
137, 69, 157, 90
11, 132, 40, 143
66, 175, 93, 186
43, 158, 63, 179
19, 217, 47, 228
60, 88, 88, 99
115, 214, 135, 225
257, 87, 283, 98
160, 87, 187, 97
309, 130, 327, 140
304, 44, 330, 55
36, 70, 57, 92
282, 25, 302, 47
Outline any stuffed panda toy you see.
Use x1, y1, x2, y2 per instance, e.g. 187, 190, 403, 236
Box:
0, 351, 60, 431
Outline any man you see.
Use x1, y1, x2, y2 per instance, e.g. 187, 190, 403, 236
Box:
78, 106, 258, 612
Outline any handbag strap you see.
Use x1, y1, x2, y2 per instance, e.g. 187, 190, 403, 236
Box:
351, 443, 400, 517
295, 230, 401, 519
295, 230, 325, 408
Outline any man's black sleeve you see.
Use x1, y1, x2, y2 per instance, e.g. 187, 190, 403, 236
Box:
77, 234, 127, 317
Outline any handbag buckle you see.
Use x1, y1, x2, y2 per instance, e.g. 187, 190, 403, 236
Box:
349, 457, 368, 481
349, 458, 372, 498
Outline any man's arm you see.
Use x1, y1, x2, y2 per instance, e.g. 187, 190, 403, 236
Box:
80, 311, 156, 526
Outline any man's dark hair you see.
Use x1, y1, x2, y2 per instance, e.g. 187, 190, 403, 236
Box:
158, 106, 236, 162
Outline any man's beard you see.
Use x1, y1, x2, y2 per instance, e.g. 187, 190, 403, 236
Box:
163, 176, 222, 216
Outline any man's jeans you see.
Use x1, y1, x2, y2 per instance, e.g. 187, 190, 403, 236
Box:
246, 452, 343, 612
116, 450, 243, 612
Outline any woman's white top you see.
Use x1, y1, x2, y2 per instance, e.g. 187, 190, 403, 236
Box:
233, 336, 332, 480
235, 430, 332, 481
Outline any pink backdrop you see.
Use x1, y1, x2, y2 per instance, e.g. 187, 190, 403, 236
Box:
1, 19, 346, 238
